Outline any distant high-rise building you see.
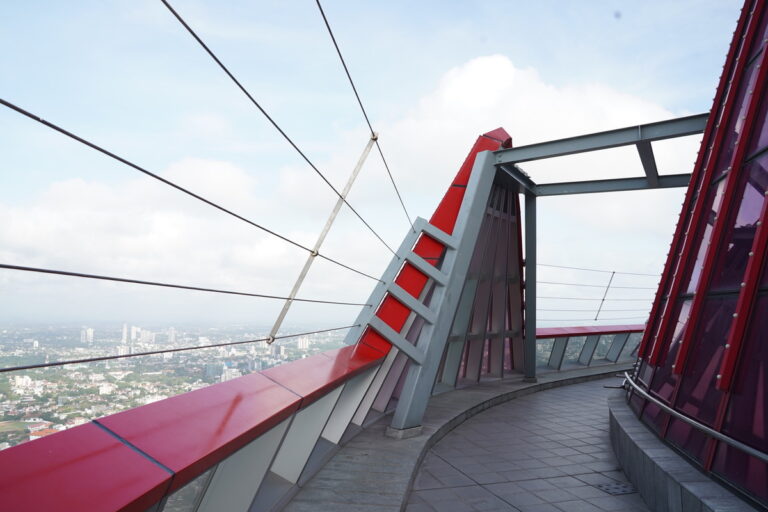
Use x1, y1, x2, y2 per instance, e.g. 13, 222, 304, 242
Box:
80, 328, 94, 345
121, 324, 128, 345
139, 330, 155, 344
297, 336, 310, 350
220, 368, 242, 383
167, 327, 177, 345
130, 326, 140, 341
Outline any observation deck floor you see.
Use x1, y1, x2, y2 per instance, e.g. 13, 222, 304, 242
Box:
284, 366, 648, 512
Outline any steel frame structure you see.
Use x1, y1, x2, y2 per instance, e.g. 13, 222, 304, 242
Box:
490, 114, 706, 381
344, 114, 707, 433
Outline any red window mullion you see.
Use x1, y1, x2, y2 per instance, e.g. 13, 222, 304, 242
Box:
718, 192, 768, 390
639, 119, 720, 359
645, 3, 756, 365
700, 192, 768, 471
673, 21, 768, 376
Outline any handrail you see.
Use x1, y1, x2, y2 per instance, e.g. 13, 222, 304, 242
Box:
623, 371, 768, 464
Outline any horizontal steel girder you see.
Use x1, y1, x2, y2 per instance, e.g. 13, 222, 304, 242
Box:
493, 113, 708, 165
535, 173, 691, 196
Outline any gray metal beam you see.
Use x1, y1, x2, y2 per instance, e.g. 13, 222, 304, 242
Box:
494, 113, 707, 165
636, 141, 659, 188
523, 193, 536, 382
499, 164, 537, 195
536, 173, 690, 196
390, 151, 498, 431
368, 316, 425, 365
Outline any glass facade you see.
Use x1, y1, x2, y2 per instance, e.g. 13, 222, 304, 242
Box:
631, 0, 768, 506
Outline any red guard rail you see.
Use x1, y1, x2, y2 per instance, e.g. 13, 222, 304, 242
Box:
0, 325, 643, 512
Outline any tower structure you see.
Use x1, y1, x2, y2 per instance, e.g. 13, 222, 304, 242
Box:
630, 0, 768, 505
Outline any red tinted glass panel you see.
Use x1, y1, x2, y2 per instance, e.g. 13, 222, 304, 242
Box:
675, 296, 737, 425
748, 83, 768, 156
712, 443, 768, 504
710, 158, 768, 291
638, 360, 654, 385
713, 59, 761, 179
686, 179, 727, 293
649, 300, 693, 402
665, 417, 710, 464
720, 294, 768, 453
639, 401, 667, 435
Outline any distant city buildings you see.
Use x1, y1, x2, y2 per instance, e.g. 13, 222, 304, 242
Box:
0, 323, 348, 451
80, 327, 94, 345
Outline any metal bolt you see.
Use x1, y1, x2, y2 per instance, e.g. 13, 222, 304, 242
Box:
749, 251, 754, 256
672, 364, 676, 369
733, 313, 738, 318
725, 344, 730, 349
716, 374, 722, 379
741, 282, 746, 287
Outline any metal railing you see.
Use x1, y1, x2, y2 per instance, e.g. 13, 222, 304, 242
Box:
622, 371, 768, 465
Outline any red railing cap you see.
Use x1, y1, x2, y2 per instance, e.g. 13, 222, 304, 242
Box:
536, 324, 645, 338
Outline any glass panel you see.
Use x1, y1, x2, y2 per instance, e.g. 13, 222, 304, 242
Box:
639, 401, 667, 435
649, 300, 693, 403
686, 179, 727, 293
674, 296, 737, 426
713, 58, 761, 180
620, 332, 643, 360
665, 417, 710, 465
720, 295, 768, 454
562, 336, 586, 366
711, 157, 768, 291
637, 359, 654, 385
536, 338, 554, 366
592, 335, 614, 362
163, 467, 214, 512
711, 442, 768, 505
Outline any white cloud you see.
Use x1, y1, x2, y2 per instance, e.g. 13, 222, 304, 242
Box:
1, 55, 698, 327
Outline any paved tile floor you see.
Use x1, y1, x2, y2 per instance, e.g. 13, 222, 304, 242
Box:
406, 379, 650, 512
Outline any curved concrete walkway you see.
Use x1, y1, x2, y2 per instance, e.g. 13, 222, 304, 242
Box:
407, 379, 651, 512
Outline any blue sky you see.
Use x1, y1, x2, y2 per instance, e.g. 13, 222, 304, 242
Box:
0, 1, 743, 327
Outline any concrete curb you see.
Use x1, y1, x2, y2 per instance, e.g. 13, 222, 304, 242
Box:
607, 392, 759, 512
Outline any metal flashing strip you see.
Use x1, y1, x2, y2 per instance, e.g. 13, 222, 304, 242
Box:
387, 283, 437, 325
404, 252, 449, 285
368, 316, 425, 364
417, 218, 458, 249
623, 372, 768, 465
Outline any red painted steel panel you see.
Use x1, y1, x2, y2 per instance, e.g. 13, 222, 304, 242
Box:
535, 324, 644, 338
356, 129, 510, 354
97, 372, 300, 491
320, 343, 388, 373
262, 348, 383, 409
0, 423, 171, 512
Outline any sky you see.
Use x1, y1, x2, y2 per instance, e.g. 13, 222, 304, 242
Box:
0, 0, 743, 330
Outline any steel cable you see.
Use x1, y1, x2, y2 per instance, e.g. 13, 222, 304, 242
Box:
0, 325, 358, 373
0, 98, 380, 283
160, 0, 397, 256
0, 263, 371, 306
314, 0, 415, 232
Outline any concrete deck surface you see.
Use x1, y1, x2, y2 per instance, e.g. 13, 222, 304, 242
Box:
407, 379, 650, 512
